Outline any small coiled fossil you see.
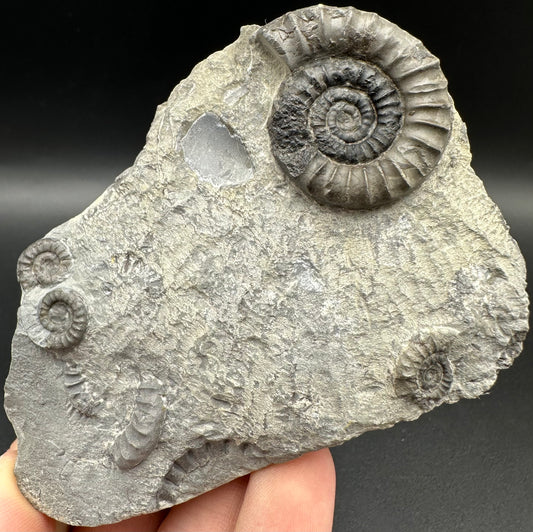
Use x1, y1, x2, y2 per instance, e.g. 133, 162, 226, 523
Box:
394, 327, 457, 410
37, 288, 88, 349
17, 238, 72, 291
258, 5, 452, 209
111, 376, 166, 470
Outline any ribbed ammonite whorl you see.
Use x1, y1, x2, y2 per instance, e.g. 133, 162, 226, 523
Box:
17, 238, 72, 291
258, 5, 453, 209
37, 288, 88, 349
394, 327, 457, 410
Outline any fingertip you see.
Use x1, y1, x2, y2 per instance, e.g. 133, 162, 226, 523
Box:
235, 448, 336, 532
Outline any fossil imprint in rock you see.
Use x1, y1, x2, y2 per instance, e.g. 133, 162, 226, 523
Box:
4, 5, 529, 526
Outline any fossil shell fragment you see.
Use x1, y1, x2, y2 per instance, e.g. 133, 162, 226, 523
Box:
64, 361, 102, 417
258, 5, 453, 209
17, 238, 72, 291
111, 376, 166, 470
157, 439, 269, 505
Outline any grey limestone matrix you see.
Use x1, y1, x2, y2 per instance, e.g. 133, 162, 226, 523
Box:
4, 4, 529, 526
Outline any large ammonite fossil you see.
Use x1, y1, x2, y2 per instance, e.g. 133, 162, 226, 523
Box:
258, 5, 453, 209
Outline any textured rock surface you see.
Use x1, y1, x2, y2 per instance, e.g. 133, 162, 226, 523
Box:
4, 5, 529, 526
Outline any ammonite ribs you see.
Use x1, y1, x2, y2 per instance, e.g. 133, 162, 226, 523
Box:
17, 238, 72, 291
394, 327, 457, 410
34, 288, 88, 350
64, 361, 102, 417
111, 376, 166, 470
258, 5, 452, 209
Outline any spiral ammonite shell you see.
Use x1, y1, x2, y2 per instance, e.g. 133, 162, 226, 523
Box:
37, 288, 88, 349
394, 327, 457, 410
17, 238, 72, 291
258, 5, 452, 209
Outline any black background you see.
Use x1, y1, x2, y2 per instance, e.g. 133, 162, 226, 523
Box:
1, 1, 532, 530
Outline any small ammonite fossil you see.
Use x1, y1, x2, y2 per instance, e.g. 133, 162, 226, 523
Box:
17, 238, 72, 291
258, 5, 453, 209
37, 288, 88, 349
394, 327, 457, 410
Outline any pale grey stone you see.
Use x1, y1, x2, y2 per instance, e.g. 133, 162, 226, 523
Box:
4, 5, 529, 527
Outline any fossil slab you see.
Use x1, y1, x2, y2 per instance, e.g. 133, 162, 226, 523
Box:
4, 5, 529, 526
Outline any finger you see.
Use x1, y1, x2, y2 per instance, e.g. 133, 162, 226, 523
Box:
74, 510, 167, 532
0, 440, 63, 532
158, 475, 249, 532
234, 448, 336, 532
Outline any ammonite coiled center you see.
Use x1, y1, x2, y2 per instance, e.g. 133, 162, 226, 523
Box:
417, 353, 451, 393
41, 300, 73, 332
38, 288, 88, 349
313, 89, 370, 143
306, 60, 402, 165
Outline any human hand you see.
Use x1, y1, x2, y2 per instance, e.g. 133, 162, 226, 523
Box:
0, 440, 335, 532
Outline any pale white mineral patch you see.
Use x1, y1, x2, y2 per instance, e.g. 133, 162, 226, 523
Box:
4, 5, 528, 526
182, 112, 254, 188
